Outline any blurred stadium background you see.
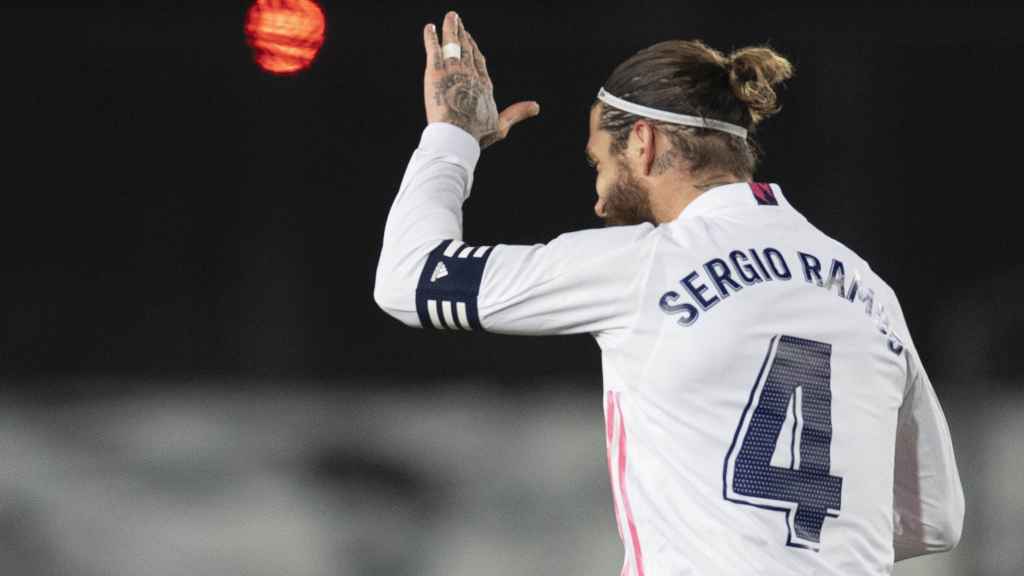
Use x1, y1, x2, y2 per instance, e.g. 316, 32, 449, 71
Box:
0, 380, 1019, 575
3, 3, 1021, 575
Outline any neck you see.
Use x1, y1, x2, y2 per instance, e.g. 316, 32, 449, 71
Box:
657, 173, 745, 223
694, 175, 742, 192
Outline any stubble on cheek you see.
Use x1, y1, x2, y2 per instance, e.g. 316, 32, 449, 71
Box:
601, 165, 656, 227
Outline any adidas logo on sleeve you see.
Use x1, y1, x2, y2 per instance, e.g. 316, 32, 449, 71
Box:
415, 240, 494, 331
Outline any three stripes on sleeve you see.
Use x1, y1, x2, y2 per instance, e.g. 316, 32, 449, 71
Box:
415, 239, 493, 331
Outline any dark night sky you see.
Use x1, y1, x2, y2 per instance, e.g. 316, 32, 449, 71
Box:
3, 3, 1022, 385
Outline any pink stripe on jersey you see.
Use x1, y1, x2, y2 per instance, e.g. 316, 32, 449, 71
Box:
616, 392, 646, 576
606, 392, 625, 540
606, 392, 617, 443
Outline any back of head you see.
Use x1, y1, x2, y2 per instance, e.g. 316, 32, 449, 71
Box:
598, 40, 794, 179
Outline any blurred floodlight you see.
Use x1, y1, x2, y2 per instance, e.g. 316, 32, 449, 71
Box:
245, 0, 326, 75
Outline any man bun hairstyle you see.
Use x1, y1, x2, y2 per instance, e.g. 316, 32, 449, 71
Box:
598, 40, 793, 179
727, 47, 794, 125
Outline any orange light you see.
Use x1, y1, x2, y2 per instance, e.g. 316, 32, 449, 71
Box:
245, 0, 326, 75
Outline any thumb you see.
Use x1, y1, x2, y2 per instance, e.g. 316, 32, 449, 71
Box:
498, 101, 541, 132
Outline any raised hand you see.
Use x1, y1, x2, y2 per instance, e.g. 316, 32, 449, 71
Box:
422, 11, 540, 150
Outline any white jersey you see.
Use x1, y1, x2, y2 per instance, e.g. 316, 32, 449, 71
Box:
375, 123, 965, 575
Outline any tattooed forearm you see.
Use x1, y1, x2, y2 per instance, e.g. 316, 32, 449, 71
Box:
432, 73, 499, 142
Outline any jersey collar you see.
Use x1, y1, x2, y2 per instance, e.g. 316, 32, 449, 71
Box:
671, 181, 793, 222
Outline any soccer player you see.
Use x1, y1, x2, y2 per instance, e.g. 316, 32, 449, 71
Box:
374, 11, 964, 575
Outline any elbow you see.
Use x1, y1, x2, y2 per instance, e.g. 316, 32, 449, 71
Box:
373, 255, 402, 316
894, 480, 965, 559
929, 517, 963, 554
939, 491, 966, 551
944, 521, 964, 553
373, 276, 420, 329
375, 239, 440, 328
894, 515, 963, 561
373, 277, 401, 317
929, 487, 966, 553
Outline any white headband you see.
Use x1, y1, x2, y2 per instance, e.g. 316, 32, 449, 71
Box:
597, 87, 748, 139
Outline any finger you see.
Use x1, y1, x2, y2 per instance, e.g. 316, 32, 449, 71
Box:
456, 15, 477, 71
499, 101, 542, 132
465, 30, 489, 85
423, 23, 442, 71
441, 11, 460, 63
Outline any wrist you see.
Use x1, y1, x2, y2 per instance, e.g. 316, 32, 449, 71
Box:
420, 122, 482, 172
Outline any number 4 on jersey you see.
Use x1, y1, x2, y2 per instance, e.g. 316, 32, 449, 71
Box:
723, 335, 843, 551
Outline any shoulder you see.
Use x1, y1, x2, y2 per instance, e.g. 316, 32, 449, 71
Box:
799, 218, 894, 292
531, 223, 662, 275
483, 223, 661, 283
822, 233, 901, 307
816, 232, 916, 352
545, 222, 660, 254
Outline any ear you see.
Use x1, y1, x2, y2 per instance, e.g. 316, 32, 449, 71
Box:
630, 120, 658, 176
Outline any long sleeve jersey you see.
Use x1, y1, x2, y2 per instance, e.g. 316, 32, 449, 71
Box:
374, 122, 965, 575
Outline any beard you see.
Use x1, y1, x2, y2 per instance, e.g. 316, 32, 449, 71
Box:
601, 160, 657, 227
